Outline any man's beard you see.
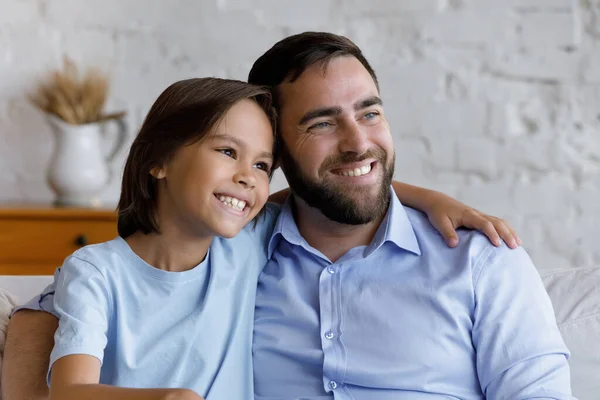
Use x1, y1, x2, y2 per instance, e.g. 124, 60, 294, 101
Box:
280, 143, 394, 225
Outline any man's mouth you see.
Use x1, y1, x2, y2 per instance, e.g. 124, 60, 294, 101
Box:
332, 162, 374, 177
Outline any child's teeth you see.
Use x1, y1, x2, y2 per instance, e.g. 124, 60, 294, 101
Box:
217, 194, 246, 211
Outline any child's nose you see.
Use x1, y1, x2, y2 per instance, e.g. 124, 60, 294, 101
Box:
233, 166, 256, 188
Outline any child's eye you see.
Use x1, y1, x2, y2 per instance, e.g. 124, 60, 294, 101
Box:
254, 162, 271, 173
219, 148, 235, 158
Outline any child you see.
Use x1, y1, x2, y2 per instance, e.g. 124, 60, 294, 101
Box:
49, 78, 279, 400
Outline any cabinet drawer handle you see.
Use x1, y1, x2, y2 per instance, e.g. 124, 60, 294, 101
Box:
74, 234, 88, 247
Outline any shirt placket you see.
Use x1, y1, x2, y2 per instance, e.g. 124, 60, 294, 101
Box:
319, 262, 349, 399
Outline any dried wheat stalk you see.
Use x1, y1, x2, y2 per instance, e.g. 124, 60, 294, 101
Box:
29, 56, 123, 125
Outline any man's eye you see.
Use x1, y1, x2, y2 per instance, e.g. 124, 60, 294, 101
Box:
309, 121, 331, 130
364, 112, 379, 120
219, 148, 235, 158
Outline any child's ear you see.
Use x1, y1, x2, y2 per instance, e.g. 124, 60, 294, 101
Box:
150, 166, 167, 179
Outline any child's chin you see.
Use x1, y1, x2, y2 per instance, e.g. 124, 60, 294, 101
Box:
215, 226, 244, 239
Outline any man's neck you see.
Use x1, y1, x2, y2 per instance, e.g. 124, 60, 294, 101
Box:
292, 196, 386, 263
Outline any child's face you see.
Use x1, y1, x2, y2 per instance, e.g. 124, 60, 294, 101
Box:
153, 99, 274, 238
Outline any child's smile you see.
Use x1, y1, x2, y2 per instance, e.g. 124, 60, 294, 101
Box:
215, 193, 250, 214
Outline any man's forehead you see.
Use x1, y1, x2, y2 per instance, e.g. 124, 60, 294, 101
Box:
278, 58, 379, 111
287, 57, 375, 87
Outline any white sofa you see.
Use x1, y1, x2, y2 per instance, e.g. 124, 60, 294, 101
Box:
540, 267, 600, 400
0, 268, 598, 399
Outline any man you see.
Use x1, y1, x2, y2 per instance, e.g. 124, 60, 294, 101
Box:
1, 32, 561, 400
248, 32, 573, 399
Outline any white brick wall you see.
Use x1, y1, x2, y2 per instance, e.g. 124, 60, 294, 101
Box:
0, 0, 598, 271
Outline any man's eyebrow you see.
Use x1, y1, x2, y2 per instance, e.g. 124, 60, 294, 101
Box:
210, 133, 273, 161
298, 106, 342, 126
354, 96, 383, 111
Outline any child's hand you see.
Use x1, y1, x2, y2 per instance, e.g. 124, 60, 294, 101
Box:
424, 191, 521, 249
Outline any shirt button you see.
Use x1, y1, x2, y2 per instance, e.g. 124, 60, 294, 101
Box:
329, 380, 338, 390
327, 266, 335, 274
324, 331, 334, 339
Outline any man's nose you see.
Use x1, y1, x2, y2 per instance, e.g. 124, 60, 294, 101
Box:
338, 121, 370, 155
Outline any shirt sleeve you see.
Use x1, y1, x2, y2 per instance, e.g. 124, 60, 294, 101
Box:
48, 254, 112, 383
472, 245, 576, 399
10, 268, 61, 318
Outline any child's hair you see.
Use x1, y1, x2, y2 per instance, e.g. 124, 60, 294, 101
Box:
117, 77, 277, 238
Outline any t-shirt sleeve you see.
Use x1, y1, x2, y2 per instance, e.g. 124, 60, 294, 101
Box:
48, 254, 112, 383
10, 268, 61, 318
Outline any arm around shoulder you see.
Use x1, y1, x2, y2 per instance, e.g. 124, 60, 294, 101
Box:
391, 181, 521, 249
267, 188, 289, 204
2, 309, 58, 400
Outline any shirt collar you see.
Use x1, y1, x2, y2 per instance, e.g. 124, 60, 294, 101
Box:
267, 196, 308, 259
267, 187, 421, 259
365, 188, 421, 257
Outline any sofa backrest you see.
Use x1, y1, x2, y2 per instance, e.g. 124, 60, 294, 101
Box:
542, 266, 600, 400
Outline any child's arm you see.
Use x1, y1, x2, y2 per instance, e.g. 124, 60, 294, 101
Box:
391, 181, 520, 248
268, 188, 290, 204
268, 181, 520, 248
50, 355, 202, 400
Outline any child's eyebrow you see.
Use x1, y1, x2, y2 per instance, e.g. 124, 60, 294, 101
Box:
211, 133, 244, 147
211, 134, 273, 161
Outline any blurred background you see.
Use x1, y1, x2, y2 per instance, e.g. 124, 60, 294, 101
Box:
0, 0, 598, 271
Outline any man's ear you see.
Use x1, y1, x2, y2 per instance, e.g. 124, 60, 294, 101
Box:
150, 166, 167, 179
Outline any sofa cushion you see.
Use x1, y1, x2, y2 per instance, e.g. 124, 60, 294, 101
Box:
542, 266, 600, 400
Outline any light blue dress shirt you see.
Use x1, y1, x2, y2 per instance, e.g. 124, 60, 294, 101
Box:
17, 204, 279, 400
253, 191, 574, 399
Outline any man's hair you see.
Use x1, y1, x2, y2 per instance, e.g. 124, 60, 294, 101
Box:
117, 77, 276, 238
248, 31, 379, 108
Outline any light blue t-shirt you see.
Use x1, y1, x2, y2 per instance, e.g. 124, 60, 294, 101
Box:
19, 203, 279, 399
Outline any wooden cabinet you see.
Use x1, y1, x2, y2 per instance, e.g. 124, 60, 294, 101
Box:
0, 206, 117, 275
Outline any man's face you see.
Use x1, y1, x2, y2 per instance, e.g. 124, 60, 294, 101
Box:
277, 56, 395, 225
